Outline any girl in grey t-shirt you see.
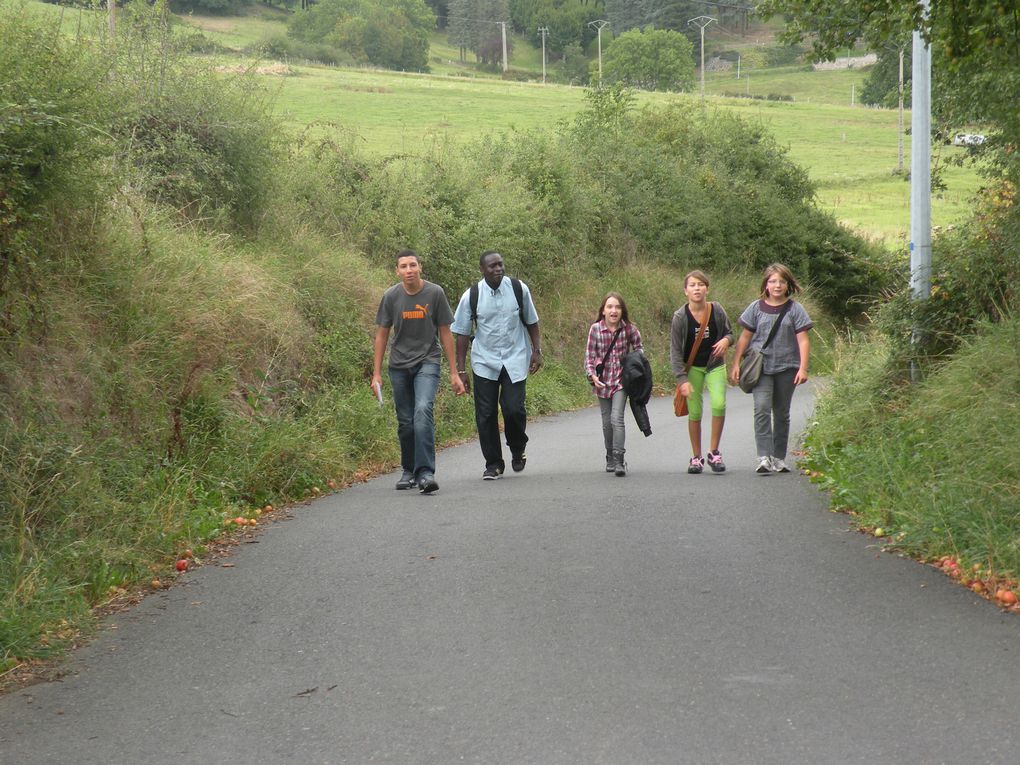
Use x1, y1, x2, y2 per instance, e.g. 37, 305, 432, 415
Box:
729, 263, 813, 475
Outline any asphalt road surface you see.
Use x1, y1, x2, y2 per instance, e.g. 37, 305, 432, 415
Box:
3, 384, 1020, 765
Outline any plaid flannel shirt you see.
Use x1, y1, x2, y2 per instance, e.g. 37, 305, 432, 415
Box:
584, 320, 643, 399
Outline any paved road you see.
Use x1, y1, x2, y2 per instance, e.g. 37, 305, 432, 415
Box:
3, 385, 1020, 765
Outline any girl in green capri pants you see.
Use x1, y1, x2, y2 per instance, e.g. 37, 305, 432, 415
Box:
669, 271, 734, 474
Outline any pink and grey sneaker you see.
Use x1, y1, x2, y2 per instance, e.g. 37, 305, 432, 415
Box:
706, 450, 726, 473
688, 455, 704, 474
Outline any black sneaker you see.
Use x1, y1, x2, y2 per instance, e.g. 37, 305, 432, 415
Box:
688, 456, 704, 474
482, 467, 502, 480
418, 475, 439, 494
511, 453, 527, 473
395, 471, 415, 490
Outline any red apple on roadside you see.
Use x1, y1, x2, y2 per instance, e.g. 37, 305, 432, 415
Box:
175, 559, 189, 572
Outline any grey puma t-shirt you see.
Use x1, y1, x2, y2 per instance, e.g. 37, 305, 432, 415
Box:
375, 281, 454, 369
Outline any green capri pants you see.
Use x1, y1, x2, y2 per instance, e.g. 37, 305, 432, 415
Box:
686, 364, 727, 422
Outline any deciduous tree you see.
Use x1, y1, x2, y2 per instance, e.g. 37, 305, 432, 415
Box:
601, 26, 695, 92
289, 0, 435, 71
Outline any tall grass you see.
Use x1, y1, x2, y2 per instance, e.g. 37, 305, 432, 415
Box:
804, 316, 1020, 574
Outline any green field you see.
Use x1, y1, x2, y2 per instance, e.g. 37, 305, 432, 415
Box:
260, 62, 980, 243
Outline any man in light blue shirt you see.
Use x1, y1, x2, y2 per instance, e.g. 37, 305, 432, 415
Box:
452, 251, 542, 480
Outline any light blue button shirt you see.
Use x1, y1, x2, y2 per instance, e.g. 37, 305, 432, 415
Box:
451, 278, 539, 383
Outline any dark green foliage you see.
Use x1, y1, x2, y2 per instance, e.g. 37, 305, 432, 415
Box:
113, 1, 281, 230
878, 188, 1019, 373
860, 45, 911, 109
0, 7, 116, 332
559, 41, 590, 84
446, 0, 507, 63
601, 27, 695, 92
247, 34, 353, 65
290, 0, 435, 71
169, 0, 253, 13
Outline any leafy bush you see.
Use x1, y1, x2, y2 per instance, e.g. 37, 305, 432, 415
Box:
113, 1, 281, 230
288, 0, 435, 71
247, 34, 353, 65
0, 6, 117, 331
876, 184, 1018, 373
601, 27, 695, 92
281, 87, 885, 321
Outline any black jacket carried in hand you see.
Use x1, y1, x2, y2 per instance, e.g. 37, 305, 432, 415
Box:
622, 350, 653, 437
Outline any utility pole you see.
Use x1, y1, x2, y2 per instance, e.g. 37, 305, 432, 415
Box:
910, 0, 932, 380
687, 16, 716, 100
108, 0, 115, 38
897, 47, 905, 173
538, 26, 548, 85
736, 54, 740, 79
588, 20, 609, 85
499, 21, 508, 73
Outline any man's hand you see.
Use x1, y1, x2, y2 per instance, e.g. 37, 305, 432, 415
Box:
451, 373, 467, 395
529, 349, 543, 374
458, 371, 472, 395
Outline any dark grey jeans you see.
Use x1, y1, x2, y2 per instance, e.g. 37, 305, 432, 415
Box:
752, 368, 798, 459
599, 389, 627, 454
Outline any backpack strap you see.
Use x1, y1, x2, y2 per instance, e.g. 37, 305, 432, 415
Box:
510, 277, 526, 326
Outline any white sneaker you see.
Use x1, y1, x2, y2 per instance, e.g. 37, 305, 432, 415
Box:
771, 457, 791, 473
756, 456, 773, 474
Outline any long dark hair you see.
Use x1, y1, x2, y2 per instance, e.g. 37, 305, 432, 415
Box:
597, 292, 630, 324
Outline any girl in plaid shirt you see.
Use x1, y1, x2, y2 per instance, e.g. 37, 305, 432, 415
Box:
585, 293, 643, 476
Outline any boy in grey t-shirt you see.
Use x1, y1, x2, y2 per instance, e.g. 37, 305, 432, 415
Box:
372, 250, 465, 494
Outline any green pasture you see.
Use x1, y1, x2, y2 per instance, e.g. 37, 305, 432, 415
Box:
704, 64, 869, 107
178, 4, 292, 50
264, 63, 982, 243
271, 65, 588, 152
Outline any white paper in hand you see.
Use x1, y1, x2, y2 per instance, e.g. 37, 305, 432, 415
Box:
373, 381, 384, 407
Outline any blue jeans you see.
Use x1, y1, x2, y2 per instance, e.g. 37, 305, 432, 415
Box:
599, 389, 627, 454
388, 362, 440, 479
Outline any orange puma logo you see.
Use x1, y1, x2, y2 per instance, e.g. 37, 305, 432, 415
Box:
402, 303, 430, 320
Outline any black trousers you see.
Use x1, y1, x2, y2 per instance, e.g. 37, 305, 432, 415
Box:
473, 367, 528, 471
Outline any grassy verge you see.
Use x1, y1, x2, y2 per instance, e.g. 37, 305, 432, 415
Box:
803, 316, 1020, 594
